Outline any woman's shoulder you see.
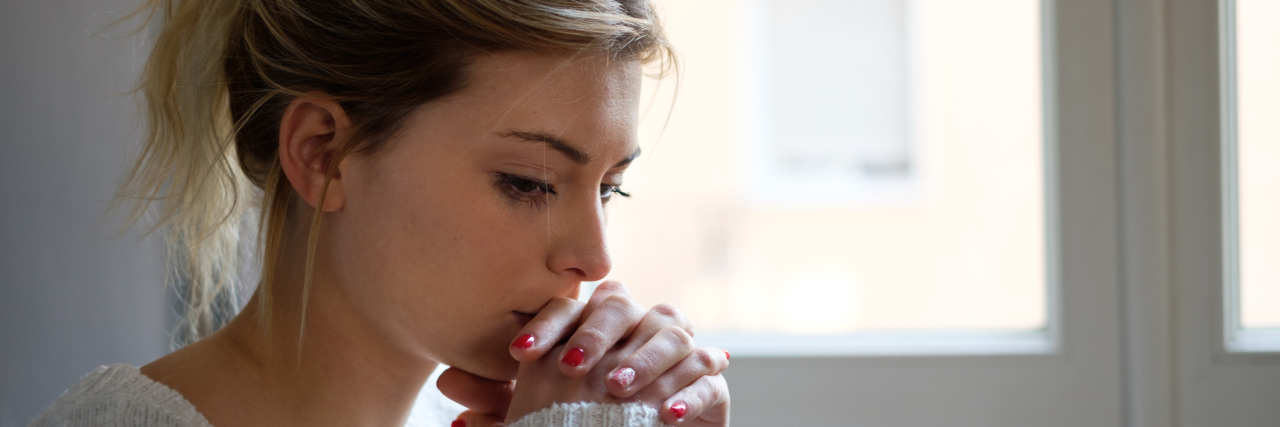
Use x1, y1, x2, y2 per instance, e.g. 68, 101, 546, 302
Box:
30, 364, 213, 427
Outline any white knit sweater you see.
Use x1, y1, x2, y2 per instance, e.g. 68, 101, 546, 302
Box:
31, 365, 667, 427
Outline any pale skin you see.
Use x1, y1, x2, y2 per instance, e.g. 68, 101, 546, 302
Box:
139, 52, 730, 426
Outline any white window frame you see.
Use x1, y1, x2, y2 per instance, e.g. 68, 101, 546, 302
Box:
1217, 0, 1280, 355
1160, 0, 1280, 425
717, 1, 1126, 425
718, 0, 1280, 425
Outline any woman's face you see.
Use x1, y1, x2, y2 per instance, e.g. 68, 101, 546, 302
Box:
320, 52, 642, 380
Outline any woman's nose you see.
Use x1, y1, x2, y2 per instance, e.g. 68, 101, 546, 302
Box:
545, 198, 612, 282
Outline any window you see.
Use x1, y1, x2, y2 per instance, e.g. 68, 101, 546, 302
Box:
606, 0, 1046, 349
1227, 0, 1280, 344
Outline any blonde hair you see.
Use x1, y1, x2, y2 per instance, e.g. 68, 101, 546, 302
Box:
115, 0, 675, 347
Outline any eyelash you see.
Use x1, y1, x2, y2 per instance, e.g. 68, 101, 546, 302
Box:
495, 173, 630, 210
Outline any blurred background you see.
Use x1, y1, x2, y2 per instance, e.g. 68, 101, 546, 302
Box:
611, 0, 1048, 336
1, 1, 169, 425
1234, 0, 1280, 332
2, 0, 1277, 426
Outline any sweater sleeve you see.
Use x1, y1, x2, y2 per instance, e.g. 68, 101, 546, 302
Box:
507, 402, 669, 427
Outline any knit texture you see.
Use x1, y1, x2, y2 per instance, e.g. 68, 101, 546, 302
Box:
30, 364, 213, 427
508, 402, 668, 427
32, 365, 669, 427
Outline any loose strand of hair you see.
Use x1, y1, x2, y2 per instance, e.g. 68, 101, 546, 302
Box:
296, 140, 360, 360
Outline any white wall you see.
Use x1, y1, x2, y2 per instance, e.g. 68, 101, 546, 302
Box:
0, 1, 169, 425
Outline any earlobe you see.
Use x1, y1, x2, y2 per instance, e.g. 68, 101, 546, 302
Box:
277, 92, 352, 212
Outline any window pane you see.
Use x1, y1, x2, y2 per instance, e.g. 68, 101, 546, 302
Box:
1234, 0, 1280, 330
607, 0, 1044, 334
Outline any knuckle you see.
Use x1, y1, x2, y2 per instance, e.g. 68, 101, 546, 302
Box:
664, 325, 695, 350
600, 294, 629, 308
706, 375, 727, 400
692, 348, 718, 370
572, 326, 610, 348
683, 388, 706, 410
595, 281, 628, 294
596, 296, 628, 316
627, 349, 662, 373
603, 295, 645, 318
650, 303, 681, 319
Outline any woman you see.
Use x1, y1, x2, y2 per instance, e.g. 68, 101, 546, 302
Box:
32, 0, 730, 426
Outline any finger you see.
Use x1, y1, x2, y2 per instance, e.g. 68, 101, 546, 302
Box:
579, 280, 631, 319
631, 303, 693, 340
436, 367, 515, 418
509, 297, 584, 363
453, 410, 506, 427
558, 293, 646, 377
636, 347, 730, 402
606, 324, 695, 398
661, 374, 730, 425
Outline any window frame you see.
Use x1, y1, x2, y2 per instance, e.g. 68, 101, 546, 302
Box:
1217, 0, 1280, 354
1159, 0, 1280, 425
719, 0, 1128, 425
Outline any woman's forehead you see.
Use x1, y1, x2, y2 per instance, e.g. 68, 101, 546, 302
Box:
442, 52, 643, 158
464, 52, 640, 112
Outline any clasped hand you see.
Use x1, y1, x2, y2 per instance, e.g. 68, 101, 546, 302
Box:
437, 281, 731, 426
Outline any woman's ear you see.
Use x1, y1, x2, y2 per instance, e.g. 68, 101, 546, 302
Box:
278, 92, 353, 212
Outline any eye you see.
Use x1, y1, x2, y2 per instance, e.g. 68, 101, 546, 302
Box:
599, 184, 631, 202
511, 177, 547, 193
496, 173, 557, 209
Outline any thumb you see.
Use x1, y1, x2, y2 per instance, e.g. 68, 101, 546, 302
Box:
437, 367, 515, 418
452, 410, 507, 427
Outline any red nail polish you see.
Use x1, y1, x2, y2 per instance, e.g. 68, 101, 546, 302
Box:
511, 334, 535, 349
562, 348, 585, 366
451, 420, 466, 427
724, 350, 731, 360
670, 401, 688, 419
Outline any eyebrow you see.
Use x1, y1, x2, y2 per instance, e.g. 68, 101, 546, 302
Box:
498, 129, 641, 168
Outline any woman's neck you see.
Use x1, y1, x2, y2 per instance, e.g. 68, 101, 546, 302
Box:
143, 273, 438, 427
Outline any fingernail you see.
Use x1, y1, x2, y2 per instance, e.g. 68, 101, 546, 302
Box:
610, 367, 636, 387
670, 401, 688, 420
511, 334, 535, 349
561, 347, 585, 366
451, 420, 466, 427
724, 350, 731, 360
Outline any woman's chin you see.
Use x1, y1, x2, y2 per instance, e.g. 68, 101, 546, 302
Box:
448, 350, 520, 382
477, 359, 520, 382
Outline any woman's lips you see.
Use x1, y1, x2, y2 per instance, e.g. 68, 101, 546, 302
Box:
512, 311, 536, 326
